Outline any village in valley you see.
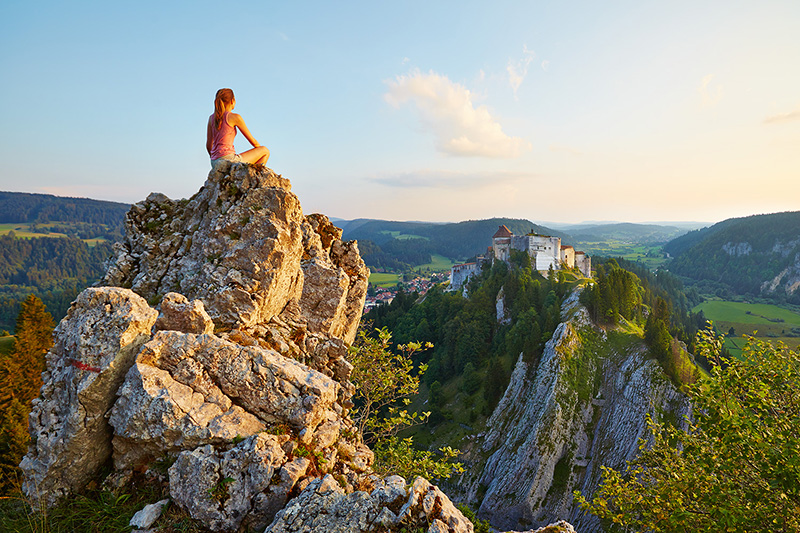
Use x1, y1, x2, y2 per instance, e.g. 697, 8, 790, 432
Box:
364, 271, 449, 311
363, 224, 592, 312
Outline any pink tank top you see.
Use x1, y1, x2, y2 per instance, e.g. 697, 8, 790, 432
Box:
210, 111, 236, 159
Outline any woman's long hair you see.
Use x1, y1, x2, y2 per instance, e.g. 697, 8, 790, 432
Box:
213, 88, 235, 129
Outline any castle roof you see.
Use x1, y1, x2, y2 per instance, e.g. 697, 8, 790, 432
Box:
575, 251, 585, 255
493, 225, 513, 238
560, 245, 574, 250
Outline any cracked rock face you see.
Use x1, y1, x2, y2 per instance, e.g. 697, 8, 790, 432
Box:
109, 330, 341, 470
21, 288, 157, 507
168, 434, 302, 532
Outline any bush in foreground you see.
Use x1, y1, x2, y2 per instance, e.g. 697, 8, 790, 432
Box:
577, 326, 800, 531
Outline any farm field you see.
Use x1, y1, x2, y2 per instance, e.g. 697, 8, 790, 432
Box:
416, 254, 457, 272
369, 272, 401, 288
379, 230, 427, 240
693, 299, 800, 356
0, 222, 110, 246
0, 223, 67, 239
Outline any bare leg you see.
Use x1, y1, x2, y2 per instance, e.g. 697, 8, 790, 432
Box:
240, 146, 270, 165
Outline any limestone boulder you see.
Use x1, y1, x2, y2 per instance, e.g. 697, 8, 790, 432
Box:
21, 287, 157, 507
168, 433, 306, 532
129, 499, 169, 529
110, 330, 340, 469
155, 292, 214, 334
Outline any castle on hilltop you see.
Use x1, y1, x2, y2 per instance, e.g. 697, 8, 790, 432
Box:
449, 225, 591, 290
492, 225, 591, 276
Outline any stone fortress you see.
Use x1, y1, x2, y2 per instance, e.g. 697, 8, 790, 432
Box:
450, 225, 591, 290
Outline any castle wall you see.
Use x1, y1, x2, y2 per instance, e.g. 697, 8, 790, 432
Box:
511, 235, 531, 252
449, 262, 481, 291
575, 253, 591, 277
560, 246, 575, 269
493, 237, 511, 262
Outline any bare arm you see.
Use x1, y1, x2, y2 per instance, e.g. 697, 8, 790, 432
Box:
228, 113, 261, 148
206, 115, 214, 155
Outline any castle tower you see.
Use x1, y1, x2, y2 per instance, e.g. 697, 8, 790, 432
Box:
492, 225, 513, 262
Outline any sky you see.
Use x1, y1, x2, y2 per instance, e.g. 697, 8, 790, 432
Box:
1, 1, 798, 225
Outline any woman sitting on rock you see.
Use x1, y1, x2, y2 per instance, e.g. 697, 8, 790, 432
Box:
207, 88, 270, 169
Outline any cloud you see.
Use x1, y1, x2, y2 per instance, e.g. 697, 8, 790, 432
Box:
764, 106, 800, 124
401, 57, 410, 65
277, 32, 289, 41
507, 45, 536, 99
366, 169, 535, 190
699, 74, 722, 107
384, 69, 532, 158
541, 60, 550, 72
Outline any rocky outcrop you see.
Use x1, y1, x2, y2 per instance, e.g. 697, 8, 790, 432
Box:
109, 330, 342, 470
458, 290, 691, 532
155, 292, 215, 334
21, 162, 378, 529
168, 434, 301, 532
761, 251, 800, 297
265, 474, 475, 533
102, 161, 368, 344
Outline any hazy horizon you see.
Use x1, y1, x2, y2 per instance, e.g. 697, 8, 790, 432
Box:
2, 1, 798, 225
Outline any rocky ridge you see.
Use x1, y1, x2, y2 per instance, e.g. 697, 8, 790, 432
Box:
19, 161, 479, 532
455, 289, 691, 531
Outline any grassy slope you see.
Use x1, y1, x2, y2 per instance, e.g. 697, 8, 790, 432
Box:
0, 223, 67, 239
416, 254, 457, 272
0, 222, 109, 245
694, 299, 800, 355
369, 272, 401, 287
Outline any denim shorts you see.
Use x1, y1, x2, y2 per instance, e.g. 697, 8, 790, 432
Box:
210, 153, 242, 170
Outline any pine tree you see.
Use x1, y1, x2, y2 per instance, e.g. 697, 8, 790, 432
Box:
0, 294, 54, 494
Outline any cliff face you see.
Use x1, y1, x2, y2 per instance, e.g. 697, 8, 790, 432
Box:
458, 290, 691, 532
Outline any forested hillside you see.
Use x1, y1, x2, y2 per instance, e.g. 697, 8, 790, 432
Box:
567, 222, 685, 244
363, 254, 705, 446
365, 254, 573, 425
664, 211, 800, 303
0, 192, 128, 331
0, 191, 128, 226
0, 235, 112, 331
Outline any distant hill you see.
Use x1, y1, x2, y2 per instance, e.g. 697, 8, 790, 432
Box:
0, 191, 129, 225
664, 211, 800, 304
340, 218, 569, 269
567, 222, 686, 244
